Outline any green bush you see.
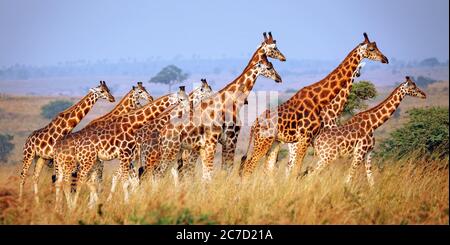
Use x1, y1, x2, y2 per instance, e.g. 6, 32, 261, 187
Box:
0, 134, 14, 162
377, 107, 449, 160
41, 100, 73, 119
343, 80, 377, 115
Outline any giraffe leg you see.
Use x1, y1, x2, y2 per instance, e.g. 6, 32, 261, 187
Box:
199, 133, 220, 181
32, 157, 47, 204
119, 153, 134, 203
365, 151, 375, 187
346, 145, 366, 185
286, 142, 298, 176
158, 135, 181, 179
87, 171, 99, 209
240, 137, 274, 177
291, 139, 310, 177
221, 127, 239, 171
19, 150, 35, 201
71, 157, 95, 210
54, 166, 64, 212
63, 172, 72, 210
106, 168, 121, 202
178, 149, 199, 178
265, 141, 281, 175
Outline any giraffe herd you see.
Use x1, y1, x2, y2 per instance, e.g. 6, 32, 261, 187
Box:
18, 32, 427, 211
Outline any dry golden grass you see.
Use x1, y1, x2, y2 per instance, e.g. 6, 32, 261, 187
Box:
0, 156, 447, 225
0, 82, 448, 225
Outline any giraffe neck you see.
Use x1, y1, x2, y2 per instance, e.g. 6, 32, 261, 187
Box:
216, 64, 259, 108
244, 46, 265, 70
351, 85, 406, 130
51, 91, 100, 133
320, 49, 365, 126
118, 93, 174, 129
291, 46, 364, 108
87, 90, 137, 126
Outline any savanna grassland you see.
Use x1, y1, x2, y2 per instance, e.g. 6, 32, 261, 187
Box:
0, 81, 448, 224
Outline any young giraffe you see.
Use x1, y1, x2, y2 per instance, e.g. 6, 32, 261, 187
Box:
312, 77, 426, 186
240, 33, 389, 177
18, 81, 115, 203
285, 58, 366, 176
175, 32, 286, 176
144, 56, 282, 182
134, 79, 213, 179
63, 82, 154, 193
54, 87, 190, 210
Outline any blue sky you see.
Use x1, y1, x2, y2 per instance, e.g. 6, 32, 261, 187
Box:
0, 0, 448, 66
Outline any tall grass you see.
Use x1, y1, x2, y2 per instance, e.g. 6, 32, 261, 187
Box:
1, 156, 447, 224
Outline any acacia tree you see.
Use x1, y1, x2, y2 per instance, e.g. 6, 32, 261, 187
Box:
148, 65, 188, 92
343, 80, 377, 115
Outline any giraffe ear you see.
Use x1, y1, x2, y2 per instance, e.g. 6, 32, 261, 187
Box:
363, 32, 370, 43
268, 32, 273, 41
89, 88, 97, 93
132, 86, 136, 89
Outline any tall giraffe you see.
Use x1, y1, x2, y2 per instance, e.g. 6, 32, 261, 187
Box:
312, 77, 426, 186
240, 33, 389, 177
175, 32, 286, 176
18, 81, 115, 203
143, 55, 282, 182
53, 86, 190, 210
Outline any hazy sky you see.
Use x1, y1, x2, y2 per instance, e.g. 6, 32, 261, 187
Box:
0, 0, 448, 66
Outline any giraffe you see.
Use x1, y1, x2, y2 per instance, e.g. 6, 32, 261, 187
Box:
61, 82, 154, 194
312, 77, 426, 186
134, 79, 213, 180
239, 33, 389, 177
175, 32, 286, 177
53, 86, 190, 210
18, 81, 115, 203
143, 55, 282, 182
104, 79, 213, 200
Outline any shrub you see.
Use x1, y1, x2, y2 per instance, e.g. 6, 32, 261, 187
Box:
41, 100, 73, 120
0, 134, 14, 162
343, 80, 377, 115
377, 107, 449, 160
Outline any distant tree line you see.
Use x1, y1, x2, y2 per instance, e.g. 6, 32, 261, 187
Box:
0, 57, 447, 80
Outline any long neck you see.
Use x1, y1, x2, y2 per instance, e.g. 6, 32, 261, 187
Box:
349, 85, 406, 130
118, 93, 175, 129
52, 92, 99, 133
217, 65, 259, 108
290, 46, 363, 108
87, 90, 137, 126
244, 46, 265, 70
319, 48, 364, 127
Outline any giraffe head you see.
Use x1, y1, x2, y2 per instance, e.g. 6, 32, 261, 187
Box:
261, 32, 287, 62
191, 79, 213, 104
133, 82, 154, 105
357, 33, 389, 64
89, 81, 115, 102
177, 85, 190, 108
400, 76, 427, 99
255, 56, 282, 83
